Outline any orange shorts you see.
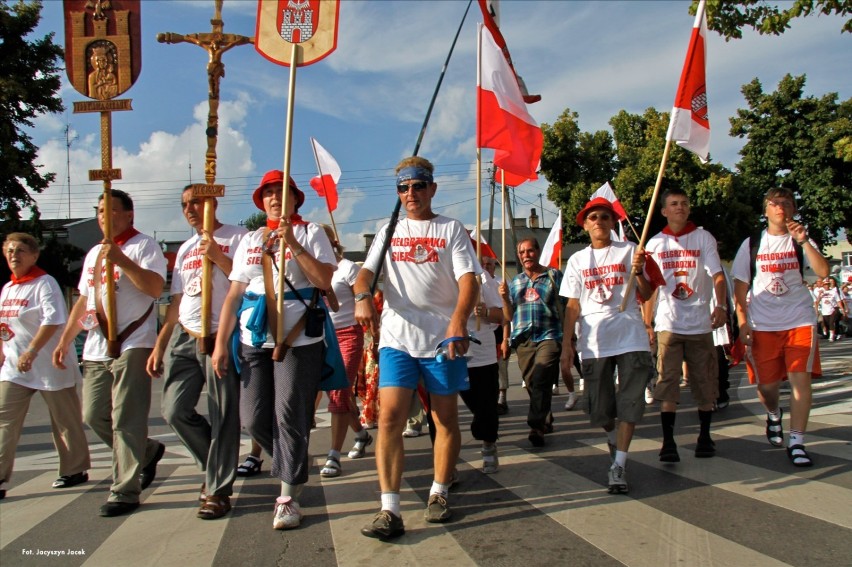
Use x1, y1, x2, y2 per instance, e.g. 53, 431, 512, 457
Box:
745, 326, 821, 385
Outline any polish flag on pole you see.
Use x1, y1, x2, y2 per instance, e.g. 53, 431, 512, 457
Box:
478, 25, 543, 181
477, 0, 541, 104
666, 0, 710, 163
538, 209, 562, 269
309, 137, 341, 212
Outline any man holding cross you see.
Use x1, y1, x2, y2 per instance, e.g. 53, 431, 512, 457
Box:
146, 185, 246, 519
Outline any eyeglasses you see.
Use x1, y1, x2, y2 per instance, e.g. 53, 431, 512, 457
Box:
397, 181, 430, 193
586, 213, 612, 222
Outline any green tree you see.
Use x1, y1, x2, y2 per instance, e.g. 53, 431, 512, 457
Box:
540, 109, 616, 243
0, 0, 64, 222
730, 74, 852, 246
244, 211, 267, 231
699, 0, 852, 40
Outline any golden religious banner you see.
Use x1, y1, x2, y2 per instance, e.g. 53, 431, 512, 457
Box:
64, 0, 141, 356
63, 0, 141, 100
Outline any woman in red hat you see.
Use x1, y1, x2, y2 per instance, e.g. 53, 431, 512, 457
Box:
212, 171, 336, 530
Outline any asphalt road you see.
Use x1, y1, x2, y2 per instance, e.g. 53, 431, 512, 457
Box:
1, 338, 851, 567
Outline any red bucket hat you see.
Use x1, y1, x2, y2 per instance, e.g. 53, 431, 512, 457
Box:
576, 197, 617, 227
252, 170, 304, 212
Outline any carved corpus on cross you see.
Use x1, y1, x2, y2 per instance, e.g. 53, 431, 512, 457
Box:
156, 0, 253, 353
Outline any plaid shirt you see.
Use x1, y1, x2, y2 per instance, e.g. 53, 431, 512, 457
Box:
507, 267, 564, 346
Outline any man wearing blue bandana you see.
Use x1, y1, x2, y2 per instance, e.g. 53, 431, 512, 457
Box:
354, 156, 479, 539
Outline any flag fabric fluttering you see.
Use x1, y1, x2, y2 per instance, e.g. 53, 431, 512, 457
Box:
589, 181, 628, 221
590, 181, 628, 241
495, 166, 536, 187
309, 137, 341, 212
478, 26, 543, 181
538, 209, 562, 269
477, 0, 541, 104
665, 0, 710, 163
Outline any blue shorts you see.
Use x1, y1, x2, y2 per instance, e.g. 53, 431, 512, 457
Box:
378, 347, 469, 396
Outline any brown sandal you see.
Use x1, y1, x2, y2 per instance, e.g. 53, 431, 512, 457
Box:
197, 495, 231, 520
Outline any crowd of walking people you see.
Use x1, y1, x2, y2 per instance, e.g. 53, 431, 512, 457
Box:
0, 162, 844, 539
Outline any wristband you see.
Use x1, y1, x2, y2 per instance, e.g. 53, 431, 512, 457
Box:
290, 246, 304, 257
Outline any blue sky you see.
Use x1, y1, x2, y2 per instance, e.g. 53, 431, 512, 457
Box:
29, 0, 852, 251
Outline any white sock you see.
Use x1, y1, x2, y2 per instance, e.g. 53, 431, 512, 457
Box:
498, 391, 506, 403
381, 492, 401, 516
788, 430, 805, 447
430, 481, 450, 497
767, 409, 781, 422
355, 429, 368, 440
606, 429, 617, 446
327, 449, 341, 461
614, 450, 628, 468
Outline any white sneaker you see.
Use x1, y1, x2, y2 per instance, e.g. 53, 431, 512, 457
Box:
607, 464, 628, 494
644, 380, 656, 404
552, 384, 560, 395
402, 428, 421, 438
273, 496, 302, 530
564, 391, 577, 410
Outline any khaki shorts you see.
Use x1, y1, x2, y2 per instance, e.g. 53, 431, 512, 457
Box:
581, 351, 654, 428
654, 331, 719, 406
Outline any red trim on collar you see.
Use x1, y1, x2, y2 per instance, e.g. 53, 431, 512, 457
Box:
10, 266, 47, 285
662, 221, 697, 237
113, 227, 140, 246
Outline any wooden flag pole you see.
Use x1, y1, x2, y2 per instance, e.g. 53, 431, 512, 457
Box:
619, 138, 673, 311
501, 171, 507, 284
474, 23, 484, 331
100, 112, 118, 347
273, 42, 299, 361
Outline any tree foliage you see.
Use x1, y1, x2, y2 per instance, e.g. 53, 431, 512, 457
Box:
0, 0, 64, 222
243, 212, 267, 231
698, 0, 852, 40
730, 74, 851, 246
540, 75, 850, 259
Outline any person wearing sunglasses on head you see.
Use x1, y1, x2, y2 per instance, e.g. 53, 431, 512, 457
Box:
731, 188, 829, 468
559, 197, 663, 495
643, 188, 728, 463
354, 156, 478, 539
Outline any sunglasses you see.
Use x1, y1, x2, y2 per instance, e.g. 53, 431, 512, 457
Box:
586, 212, 612, 222
397, 181, 430, 193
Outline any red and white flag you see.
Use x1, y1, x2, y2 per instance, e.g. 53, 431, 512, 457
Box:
477, 0, 541, 104
478, 25, 543, 181
538, 209, 562, 269
590, 181, 629, 241
666, 0, 710, 163
495, 166, 536, 187
309, 137, 341, 212
590, 181, 628, 221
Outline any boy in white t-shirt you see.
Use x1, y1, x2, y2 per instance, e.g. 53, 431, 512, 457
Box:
560, 197, 660, 494
731, 188, 829, 467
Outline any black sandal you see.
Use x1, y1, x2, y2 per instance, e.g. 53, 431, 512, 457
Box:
236, 455, 263, 477
765, 408, 784, 447
786, 444, 813, 467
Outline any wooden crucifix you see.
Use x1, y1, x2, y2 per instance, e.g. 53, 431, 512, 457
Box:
157, 0, 253, 353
